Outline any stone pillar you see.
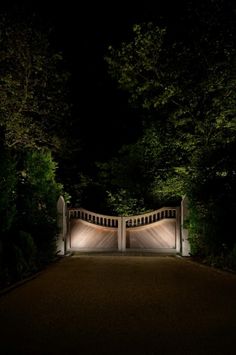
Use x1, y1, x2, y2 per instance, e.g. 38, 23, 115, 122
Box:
181, 195, 191, 256
57, 196, 67, 255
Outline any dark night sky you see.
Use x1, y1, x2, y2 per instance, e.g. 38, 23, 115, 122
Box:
30, 1, 182, 162
0, 1, 187, 164
44, 1, 182, 160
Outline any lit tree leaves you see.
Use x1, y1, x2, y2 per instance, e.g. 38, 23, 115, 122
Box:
106, 23, 175, 110
0, 15, 70, 151
103, 0, 236, 218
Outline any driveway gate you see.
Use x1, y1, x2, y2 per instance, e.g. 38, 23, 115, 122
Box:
57, 196, 191, 256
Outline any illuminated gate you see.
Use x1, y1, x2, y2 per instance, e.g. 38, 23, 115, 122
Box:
57, 196, 190, 256
67, 207, 180, 253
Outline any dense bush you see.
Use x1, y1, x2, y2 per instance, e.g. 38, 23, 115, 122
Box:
186, 162, 236, 269
0, 12, 69, 288
0, 150, 63, 288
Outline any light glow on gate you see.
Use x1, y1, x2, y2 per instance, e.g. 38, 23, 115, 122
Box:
70, 220, 118, 249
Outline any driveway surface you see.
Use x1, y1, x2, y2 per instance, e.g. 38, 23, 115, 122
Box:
0, 255, 236, 354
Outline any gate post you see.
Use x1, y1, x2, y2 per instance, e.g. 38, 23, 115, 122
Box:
176, 207, 181, 253
65, 208, 70, 254
121, 217, 126, 251
181, 195, 191, 256
118, 217, 126, 251
57, 196, 67, 255
118, 217, 122, 251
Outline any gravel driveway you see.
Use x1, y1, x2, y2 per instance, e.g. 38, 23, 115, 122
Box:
0, 254, 236, 354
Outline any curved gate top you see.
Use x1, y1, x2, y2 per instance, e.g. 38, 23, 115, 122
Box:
57, 197, 191, 256
67, 207, 181, 253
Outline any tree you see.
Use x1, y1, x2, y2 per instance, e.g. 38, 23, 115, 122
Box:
0, 12, 70, 287
17, 150, 63, 265
104, 0, 236, 257
0, 13, 70, 151
96, 125, 181, 215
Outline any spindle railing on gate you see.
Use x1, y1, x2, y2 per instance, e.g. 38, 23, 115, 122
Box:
69, 207, 176, 227
69, 208, 120, 228
68, 207, 179, 252
58, 195, 191, 256
123, 208, 177, 228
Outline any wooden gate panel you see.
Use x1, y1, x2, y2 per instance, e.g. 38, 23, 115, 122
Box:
67, 207, 179, 253
126, 219, 176, 249
70, 219, 118, 250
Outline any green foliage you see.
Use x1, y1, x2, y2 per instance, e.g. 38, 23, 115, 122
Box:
17, 231, 37, 271
25, 150, 63, 210
0, 13, 70, 151
0, 150, 63, 288
6, 231, 37, 283
104, 0, 236, 259
106, 23, 169, 109
185, 200, 208, 256
0, 151, 63, 284
227, 244, 236, 271
106, 189, 146, 216
94, 120, 185, 214
17, 150, 63, 264
0, 10, 70, 290
187, 168, 236, 256
0, 147, 17, 234
0, 12, 70, 288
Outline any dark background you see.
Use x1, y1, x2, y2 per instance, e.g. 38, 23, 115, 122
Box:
47, 1, 181, 159
0, 1, 184, 162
